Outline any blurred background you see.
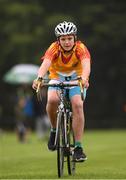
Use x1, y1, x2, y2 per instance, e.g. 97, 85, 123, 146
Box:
0, 0, 126, 135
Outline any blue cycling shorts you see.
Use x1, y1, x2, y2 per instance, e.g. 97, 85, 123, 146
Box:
48, 78, 87, 100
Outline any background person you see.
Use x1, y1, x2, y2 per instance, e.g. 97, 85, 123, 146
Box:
15, 85, 35, 142
32, 21, 91, 162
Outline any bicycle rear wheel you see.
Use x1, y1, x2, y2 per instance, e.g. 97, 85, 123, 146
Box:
67, 115, 76, 175
57, 112, 65, 177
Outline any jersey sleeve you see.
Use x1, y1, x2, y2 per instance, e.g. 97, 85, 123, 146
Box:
41, 42, 59, 61
76, 41, 91, 61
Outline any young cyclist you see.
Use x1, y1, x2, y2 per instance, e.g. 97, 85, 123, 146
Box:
32, 21, 91, 162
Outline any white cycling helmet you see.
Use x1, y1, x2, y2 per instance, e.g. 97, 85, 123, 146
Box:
55, 21, 77, 37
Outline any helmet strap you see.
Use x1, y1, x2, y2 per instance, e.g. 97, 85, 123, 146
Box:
74, 35, 77, 41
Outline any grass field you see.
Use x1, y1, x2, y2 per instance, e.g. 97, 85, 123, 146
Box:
0, 129, 126, 179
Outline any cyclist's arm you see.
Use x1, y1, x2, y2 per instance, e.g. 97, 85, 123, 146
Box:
76, 42, 91, 85
37, 42, 58, 78
81, 57, 91, 82
37, 58, 51, 78
32, 59, 51, 91
81, 50, 91, 88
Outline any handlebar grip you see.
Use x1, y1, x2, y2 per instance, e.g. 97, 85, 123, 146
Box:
36, 82, 41, 93
78, 78, 84, 101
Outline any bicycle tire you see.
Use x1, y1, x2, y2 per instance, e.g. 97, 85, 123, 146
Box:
57, 112, 65, 177
67, 114, 76, 175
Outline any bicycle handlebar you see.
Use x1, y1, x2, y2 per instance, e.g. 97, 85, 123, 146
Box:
41, 82, 78, 88
36, 77, 84, 101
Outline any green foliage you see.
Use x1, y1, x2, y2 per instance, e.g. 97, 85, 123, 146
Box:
0, 0, 125, 72
0, 0, 44, 69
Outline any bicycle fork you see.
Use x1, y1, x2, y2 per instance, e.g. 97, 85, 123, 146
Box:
54, 102, 65, 148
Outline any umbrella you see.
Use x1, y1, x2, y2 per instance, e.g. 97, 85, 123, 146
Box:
3, 64, 41, 84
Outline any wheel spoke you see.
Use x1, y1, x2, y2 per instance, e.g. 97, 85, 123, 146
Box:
67, 116, 76, 175
57, 112, 65, 177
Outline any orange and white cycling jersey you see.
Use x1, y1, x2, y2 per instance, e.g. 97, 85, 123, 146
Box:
41, 41, 90, 79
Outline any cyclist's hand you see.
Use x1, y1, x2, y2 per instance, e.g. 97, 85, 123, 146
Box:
82, 78, 89, 89
32, 77, 43, 92
78, 76, 89, 89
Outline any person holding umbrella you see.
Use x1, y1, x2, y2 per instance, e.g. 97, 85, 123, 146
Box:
3, 64, 39, 142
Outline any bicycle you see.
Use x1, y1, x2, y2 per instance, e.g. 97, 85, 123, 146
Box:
36, 77, 84, 177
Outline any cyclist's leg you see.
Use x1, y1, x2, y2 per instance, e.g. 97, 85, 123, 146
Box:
46, 89, 59, 128
46, 79, 61, 128
69, 87, 87, 161
69, 86, 87, 141
46, 81, 60, 151
70, 94, 84, 143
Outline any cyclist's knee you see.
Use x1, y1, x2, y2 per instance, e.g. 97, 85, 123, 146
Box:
46, 102, 57, 114
46, 94, 59, 111
73, 102, 83, 110
71, 96, 83, 108
47, 98, 58, 106
72, 99, 83, 113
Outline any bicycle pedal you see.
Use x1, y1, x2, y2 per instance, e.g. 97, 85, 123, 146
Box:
70, 148, 74, 155
63, 147, 70, 156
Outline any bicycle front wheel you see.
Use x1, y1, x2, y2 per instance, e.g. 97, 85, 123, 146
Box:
57, 112, 65, 178
67, 116, 76, 175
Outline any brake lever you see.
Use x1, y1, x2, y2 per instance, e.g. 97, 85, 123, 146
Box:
36, 82, 42, 101
77, 76, 84, 101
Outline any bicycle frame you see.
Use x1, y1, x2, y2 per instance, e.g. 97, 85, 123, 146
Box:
36, 79, 84, 177
54, 88, 68, 147
54, 87, 75, 177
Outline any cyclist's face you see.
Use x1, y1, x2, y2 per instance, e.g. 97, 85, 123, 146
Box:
59, 35, 75, 51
